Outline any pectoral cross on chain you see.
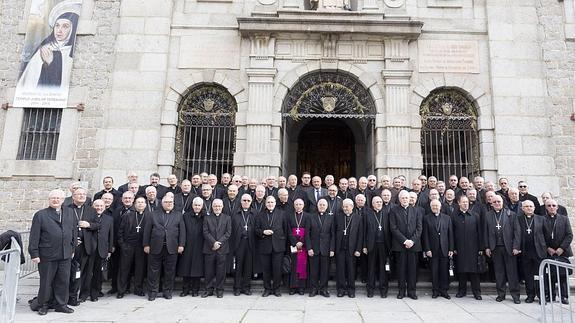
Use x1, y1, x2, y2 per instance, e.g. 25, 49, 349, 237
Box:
136, 226, 141, 233
343, 229, 347, 236
496, 223, 501, 230
527, 228, 532, 234
296, 228, 300, 235
378, 225, 382, 231
244, 225, 248, 231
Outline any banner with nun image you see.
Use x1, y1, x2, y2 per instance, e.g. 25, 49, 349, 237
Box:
13, 0, 83, 108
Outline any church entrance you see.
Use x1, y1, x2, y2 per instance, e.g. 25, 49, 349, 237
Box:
281, 71, 377, 180
297, 119, 355, 180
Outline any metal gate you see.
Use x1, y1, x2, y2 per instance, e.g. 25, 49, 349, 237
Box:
420, 89, 480, 181
174, 84, 237, 180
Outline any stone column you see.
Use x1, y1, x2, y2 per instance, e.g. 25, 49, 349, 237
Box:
379, 38, 417, 179
234, 35, 281, 179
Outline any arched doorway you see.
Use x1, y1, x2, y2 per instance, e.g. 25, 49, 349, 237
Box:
297, 119, 355, 179
281, 71, 376, 179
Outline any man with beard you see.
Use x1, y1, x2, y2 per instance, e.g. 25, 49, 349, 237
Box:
308, 199, 335, 297
363, 196, 391, 298
138, 173, 168, 200
390, 190, 423, 300
335, 199, 363, 298
287, 198, 311, 295
177, 197, 205, 297
144, 195, 186, 301
453, 196, 483, 300
423, 200, 454, 299
202, 199, 231, 298
484, 195, 521, 304
255, 196, 290, 297
117, 197, 148, 298
231, 194, 256, 296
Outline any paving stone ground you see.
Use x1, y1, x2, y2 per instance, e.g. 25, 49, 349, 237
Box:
10, 273, 575, 322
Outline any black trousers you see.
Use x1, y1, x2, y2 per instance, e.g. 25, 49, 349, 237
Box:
234, 239, 253, 291
109, 245, 120, 291
147, 246, 178, 294
395, 251, 418, 295
38, 259, 71, 308
118, 245, 147, 294
90, 256, 106, 298
367, 243, 389, 292
69, 245, 91, 300
205, 253, 227, 291
336, 252, 357, 292
309, 254, 330, 291
548, 262, 569, 299
521, 255, 541, 298
429, 254, 450, 294
458, 272, 481, 296
492, 246, 519, 298
260, 252, 283, 291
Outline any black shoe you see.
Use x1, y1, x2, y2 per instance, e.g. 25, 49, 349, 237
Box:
79, 297, 87, 303
243, 289, 252, 296
98, 292, 104, 297
309, 290, 318, 297
38, 307, 48, 316
432, 292, 439, 299
107, 289, 117, 295
513, 298, 521, 304
135, 291, 145, 297
348, 292, 355, 298
289, 289, 296, 295
455, 292, 466, 298
274, 291, 282, 297
298, 290, 305, 296
320, 290, 330, 298
117, 293, 124, 299
408, 294, 418, 300
192, 290, 199, 297
496, 296, 505, 302
180, 290, 189, 297
337, 291, 344, 298
163, 293, 172, 300
148, 293, 157, 301
234, 290, 241, 296
380, 290, 388, 298
441, 293, 451, 300
216, 291, 223, 298
474, 295, 482, 300
90, 297, 98, 302
262, 290, 271, 297
55, 306, 74, 314
525, 297, 534, 303
367, 290, 374, 298
201, 291, 213, 298
68, 298, 80, 306
397, 294, 404, 299
562, 298, 569, 305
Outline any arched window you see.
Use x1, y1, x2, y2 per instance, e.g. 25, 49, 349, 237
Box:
420, 88, 480, 181
175, 84, 237, 180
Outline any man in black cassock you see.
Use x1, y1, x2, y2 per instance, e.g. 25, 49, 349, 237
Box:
543, 199, 573, 304
453, 195, 483, 300
177, 197, 205, 297
484, 194, 521, 304
87, 199, 114, 301
423, 199, 454, 299
255, 196, 289, 297
335, 199, 363, 298
93, 176, 121, 210
174, 179, 195, 214
231, 194, 256, 296
308, 199, 335, 297
518, 200, 547, 303
29, 189, 77, 315
202, 199, 231, 298
107, 191, 134, 295
143, 195, 186, 301
363, 196, 391, 298
223, 184, 241, 217
390, 190, 423, 300
117, 196, 149, 298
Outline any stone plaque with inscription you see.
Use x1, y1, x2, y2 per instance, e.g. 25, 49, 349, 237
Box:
418, 40, 479, 73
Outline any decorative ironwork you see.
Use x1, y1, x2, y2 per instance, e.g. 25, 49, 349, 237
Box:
17, 108, 62, 160
282, 71, 376, 120
175, 84, 237, 180
420, 89, 480, 180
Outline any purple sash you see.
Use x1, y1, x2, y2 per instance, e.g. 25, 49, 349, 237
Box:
292, 227, 307, 280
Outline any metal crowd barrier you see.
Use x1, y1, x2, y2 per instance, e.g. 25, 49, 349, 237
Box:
17, 231, 37, 278
0, 237, 22, 323
538, 258, 575, 323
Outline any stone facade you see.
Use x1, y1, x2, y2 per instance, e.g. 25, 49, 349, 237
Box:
0, 0, 573, 231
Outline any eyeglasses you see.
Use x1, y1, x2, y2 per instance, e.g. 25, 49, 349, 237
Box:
368, 179, 376, 181
242, 199, 251, 202
492, 201, 502, 204
518, 185, 527, 188
547, 205, 558, 207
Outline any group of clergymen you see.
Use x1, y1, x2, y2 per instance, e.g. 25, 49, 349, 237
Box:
28, 171, 572, 315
